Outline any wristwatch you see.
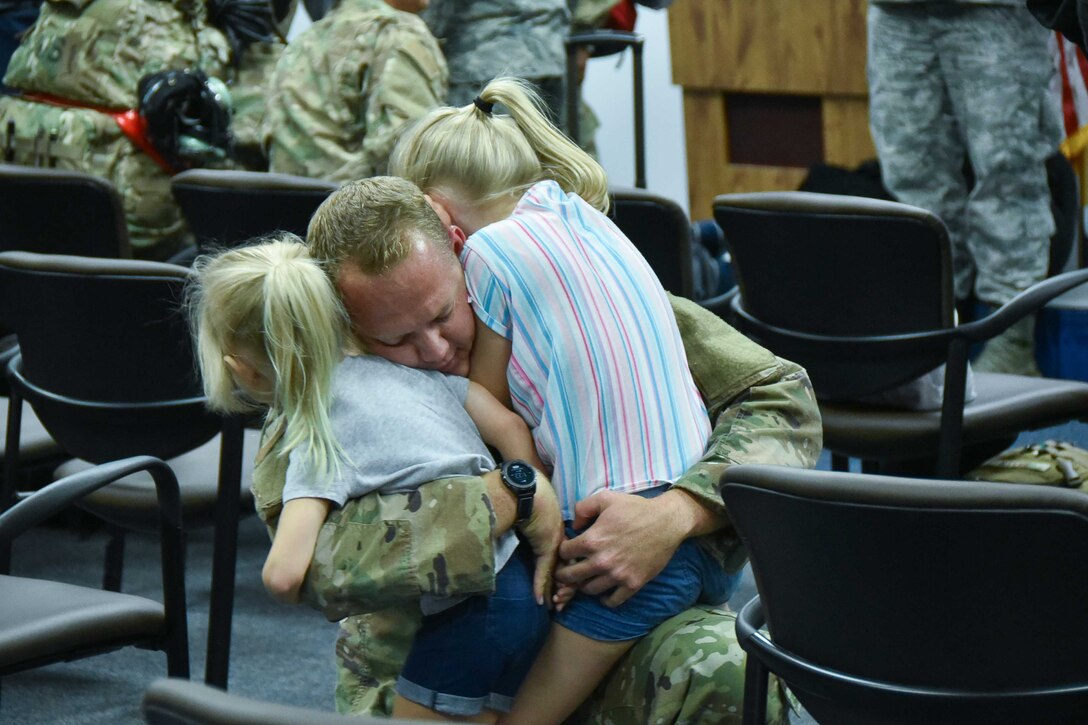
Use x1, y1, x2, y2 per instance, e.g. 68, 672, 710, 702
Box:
500, 459, 536, 524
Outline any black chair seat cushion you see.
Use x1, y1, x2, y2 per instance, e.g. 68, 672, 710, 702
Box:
0, 574, 163, 670
822, 373, 1088, 460
53, 428, 260, 532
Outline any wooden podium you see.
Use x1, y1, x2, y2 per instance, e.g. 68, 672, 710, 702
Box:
669, 0, 874, 218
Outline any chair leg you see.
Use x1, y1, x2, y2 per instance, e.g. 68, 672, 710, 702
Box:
103, 528, 125, 591
742, 654, 769, 725
830, 453, 849, 472
205, 416, 244, 689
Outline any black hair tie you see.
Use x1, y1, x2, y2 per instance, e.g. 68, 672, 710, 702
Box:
473, 96, 494, 115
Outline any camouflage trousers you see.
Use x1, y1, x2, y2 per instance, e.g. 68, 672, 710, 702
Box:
333, 603, 787, 724
867, 3, 1062, 305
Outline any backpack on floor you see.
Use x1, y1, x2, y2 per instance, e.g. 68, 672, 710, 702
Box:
966, 440, 1088, 490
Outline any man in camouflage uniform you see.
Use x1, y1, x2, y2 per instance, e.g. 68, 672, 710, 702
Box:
0, 0, 235, 259
248, 179, 822, 723
867, 0, 1063, 374
262, 0, 446, 182
423, 0, 569, 122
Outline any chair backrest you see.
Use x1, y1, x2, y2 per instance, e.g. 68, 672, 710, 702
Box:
142, 678, 393, 725
721, 464, 1088, 723
170, 169, 339, 249
0, 252, 219, 462
0, 164, 131, 258
610, 186, 694, 298
713, 191, 957, 398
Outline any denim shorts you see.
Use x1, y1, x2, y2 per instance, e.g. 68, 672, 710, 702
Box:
395, 546, 550, 716
553, 492, 739, 642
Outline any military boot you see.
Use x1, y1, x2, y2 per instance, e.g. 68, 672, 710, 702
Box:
973, 315, 1042, 377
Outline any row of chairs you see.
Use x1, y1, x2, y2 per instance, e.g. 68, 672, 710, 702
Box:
0, 251, 259, 695
0, 164, 701, 296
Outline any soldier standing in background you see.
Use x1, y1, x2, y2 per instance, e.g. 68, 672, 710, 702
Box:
867, 0, 1063, 374
423, 0, 568, 123
262, 0, 446, 182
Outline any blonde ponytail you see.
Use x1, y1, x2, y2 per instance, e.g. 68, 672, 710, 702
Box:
188, 235, 350, 483
390, 76, 610, 213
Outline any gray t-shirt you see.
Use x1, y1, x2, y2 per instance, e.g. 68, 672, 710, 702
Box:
284, 354, 518, 613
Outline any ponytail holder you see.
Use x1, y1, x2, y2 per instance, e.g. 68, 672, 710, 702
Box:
473, 96, 494, 115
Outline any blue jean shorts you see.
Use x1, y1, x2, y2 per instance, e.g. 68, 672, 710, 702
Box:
554, 493, 739, 642
395, 546, 550, 716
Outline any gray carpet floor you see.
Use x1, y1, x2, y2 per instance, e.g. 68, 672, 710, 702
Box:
2, 513, 338, 724
2, 422, 1085, 724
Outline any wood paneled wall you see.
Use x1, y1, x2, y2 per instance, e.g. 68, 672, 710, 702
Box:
670, 0, 874, 218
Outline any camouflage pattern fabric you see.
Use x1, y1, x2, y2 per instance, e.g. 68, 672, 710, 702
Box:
867, 1, 1062, 305
0, 0, 235, 259
334, 608, 421, 716
422, 0, 569, 108
573, 605, 786, 725
262, 0, 447, 183
229, 40, 286, 171
571, 0, 614, 33
250, 296, 821, 721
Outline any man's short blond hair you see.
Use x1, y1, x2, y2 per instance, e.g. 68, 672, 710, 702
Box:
307, 175, 452, 275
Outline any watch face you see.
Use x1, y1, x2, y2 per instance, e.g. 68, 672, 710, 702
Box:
504, 461, 535, 488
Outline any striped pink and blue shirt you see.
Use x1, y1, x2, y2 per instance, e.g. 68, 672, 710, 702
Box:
461, 180, 711, 519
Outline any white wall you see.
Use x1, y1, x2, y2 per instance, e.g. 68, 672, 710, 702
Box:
288, 6, 690, 214
581, 9, 689, 214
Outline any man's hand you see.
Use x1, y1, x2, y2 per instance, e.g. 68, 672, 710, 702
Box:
555, 489, 713, 607
518, 475, 564, 607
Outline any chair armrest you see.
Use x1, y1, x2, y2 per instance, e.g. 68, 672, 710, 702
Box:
957, 268, 1088, 343
700, 287, 738, 320
0, 456, 181, 540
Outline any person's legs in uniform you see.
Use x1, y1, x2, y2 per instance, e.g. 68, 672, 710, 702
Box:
335, 608, 420, 715
943, 5, 1062, 374
573, 604, 788, 725
868, 4, 974, 300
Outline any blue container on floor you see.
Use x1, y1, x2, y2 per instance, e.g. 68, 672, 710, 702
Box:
1037, 285, 1088, 382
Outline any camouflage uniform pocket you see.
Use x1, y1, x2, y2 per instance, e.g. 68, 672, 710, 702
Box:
307, 518, 418, 621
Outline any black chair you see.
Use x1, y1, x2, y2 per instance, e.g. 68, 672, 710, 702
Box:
0, 163, 131, 258
170, 169, 339, 249
0, 252, 256, 689
610, 186, 695, 299
142, 678, 409, 725
713, 191, 1088, 477
720, 464, 1088, 725
1, 457, 188, 689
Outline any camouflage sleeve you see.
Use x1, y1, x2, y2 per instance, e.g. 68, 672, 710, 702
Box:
302, 476, 498, 621
358, 17, 448, 176
668, 295, 823, 571
249, 420, 499, 622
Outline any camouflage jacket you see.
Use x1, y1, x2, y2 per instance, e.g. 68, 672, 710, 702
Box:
3, 0, 231, 109
423, 0, 569, 104
250, 294, 822, 621
262, 0, 447, 182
